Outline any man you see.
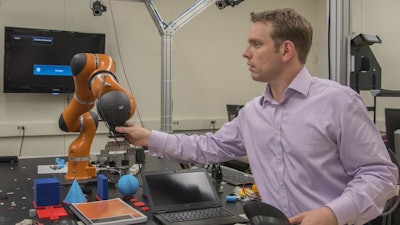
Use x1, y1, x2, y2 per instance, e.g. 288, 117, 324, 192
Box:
116, 8, 398, 225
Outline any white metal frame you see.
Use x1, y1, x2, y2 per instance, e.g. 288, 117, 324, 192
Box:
142, 0, 216, 133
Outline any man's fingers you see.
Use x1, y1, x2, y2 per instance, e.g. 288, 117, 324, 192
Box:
288, 214, 303, 225
115, 126, 127, 133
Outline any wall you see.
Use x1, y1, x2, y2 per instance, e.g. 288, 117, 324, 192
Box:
0, 0, 326, 156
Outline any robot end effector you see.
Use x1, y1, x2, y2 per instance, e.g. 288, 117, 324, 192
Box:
96, 90, 132, 137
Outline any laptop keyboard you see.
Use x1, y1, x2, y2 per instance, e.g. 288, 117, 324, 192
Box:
160, 207, 234, 223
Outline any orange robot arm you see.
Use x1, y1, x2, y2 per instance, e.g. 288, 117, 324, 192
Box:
59, 53, 136, 180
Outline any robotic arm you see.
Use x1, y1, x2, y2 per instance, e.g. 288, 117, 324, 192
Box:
59, 53, 136, 179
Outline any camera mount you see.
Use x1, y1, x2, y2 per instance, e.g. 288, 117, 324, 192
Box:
92, 0, 107, 16
215, 0, 244, 10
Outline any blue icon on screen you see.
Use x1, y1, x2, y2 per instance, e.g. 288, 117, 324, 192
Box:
33, 64, 72, 76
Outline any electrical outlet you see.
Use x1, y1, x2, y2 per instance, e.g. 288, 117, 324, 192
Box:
17, 125, 25, 130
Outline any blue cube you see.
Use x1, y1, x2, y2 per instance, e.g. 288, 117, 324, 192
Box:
34, 178, 60, 207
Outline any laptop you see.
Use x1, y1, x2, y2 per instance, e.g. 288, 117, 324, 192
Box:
141, 168, 248, 225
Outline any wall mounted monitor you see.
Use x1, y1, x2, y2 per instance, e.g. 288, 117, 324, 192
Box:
3, 26, 105, 94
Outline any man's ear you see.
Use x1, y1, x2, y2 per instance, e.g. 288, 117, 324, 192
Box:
281, 40, 295, 62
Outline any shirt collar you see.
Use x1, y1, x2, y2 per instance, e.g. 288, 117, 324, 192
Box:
259, 66, 312, 106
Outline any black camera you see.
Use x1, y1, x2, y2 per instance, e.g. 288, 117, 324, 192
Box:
215, 0, 244, 10
92, 0, 107, 16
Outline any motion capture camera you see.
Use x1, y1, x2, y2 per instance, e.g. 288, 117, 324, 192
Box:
215, 0, 244, 10
92, 0, 107, 16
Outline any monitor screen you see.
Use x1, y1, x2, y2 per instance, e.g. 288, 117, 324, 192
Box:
3, 26, 105, 94
144, 172, 216, 207
141, 169, 221, 213
385, 108, 400, 151
226, 104, 244, 121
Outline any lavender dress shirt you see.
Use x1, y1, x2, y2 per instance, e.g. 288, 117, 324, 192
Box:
148, 67, 398, 225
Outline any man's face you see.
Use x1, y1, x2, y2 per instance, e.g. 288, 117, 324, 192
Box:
242, 21, 283, 83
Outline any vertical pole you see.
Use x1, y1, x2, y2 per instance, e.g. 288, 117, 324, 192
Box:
329, 0, 351, 85
160, 34, 173, 133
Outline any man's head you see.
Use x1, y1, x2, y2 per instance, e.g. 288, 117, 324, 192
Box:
250, 8, 313, 64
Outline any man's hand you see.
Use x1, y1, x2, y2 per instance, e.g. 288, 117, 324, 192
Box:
289, 206, 338, 225
115, 122, 151, 147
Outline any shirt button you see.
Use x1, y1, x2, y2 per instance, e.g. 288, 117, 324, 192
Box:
275, 130, 280, 135
277, 155, 282, 160
284, 208, 289, 212
279, 181, 284, 186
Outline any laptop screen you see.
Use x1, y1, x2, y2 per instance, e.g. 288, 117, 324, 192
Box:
141, 169, 221, 213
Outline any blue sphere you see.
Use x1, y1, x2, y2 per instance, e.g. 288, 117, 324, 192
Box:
118, 174, 139, 196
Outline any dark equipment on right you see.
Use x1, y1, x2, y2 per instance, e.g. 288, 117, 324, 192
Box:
349, 33, 382, 93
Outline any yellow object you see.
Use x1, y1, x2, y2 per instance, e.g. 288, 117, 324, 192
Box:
239, 188, 247, 197
252, 183, 259, 195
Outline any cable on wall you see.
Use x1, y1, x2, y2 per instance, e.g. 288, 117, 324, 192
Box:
327, 0, 331, 80
106, 0, 145, 128
18, 126, 25, 157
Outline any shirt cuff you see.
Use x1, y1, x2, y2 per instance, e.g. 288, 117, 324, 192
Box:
326, 194, 359, 225
148, 130, 169, 158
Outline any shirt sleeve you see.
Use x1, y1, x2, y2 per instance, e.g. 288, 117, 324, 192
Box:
326, 93, 398, 225
147, 130, 169, 158
147, 120, 246, 164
